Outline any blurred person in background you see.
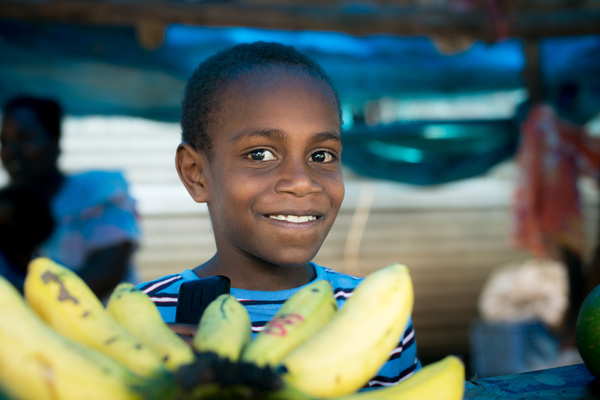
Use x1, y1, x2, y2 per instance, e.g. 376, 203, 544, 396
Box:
0, 95, 141, 301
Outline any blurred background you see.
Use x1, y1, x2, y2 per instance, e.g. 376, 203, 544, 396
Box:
1, 0, 600, 379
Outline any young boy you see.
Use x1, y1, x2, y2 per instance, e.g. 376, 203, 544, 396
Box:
137, 41, 420, 388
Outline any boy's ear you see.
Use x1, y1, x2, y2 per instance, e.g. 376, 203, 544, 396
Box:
175, 143, 209, 203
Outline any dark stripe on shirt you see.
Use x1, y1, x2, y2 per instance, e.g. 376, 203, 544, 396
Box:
368, 359, 419, 387
387, 324, 415, 361
237, 299, 287, 307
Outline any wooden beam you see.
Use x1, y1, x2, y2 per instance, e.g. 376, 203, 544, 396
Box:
0, 0, 598, 40
513, 0, 600, 12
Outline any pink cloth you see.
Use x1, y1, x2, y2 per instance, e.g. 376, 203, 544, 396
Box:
512, 103, 600, 260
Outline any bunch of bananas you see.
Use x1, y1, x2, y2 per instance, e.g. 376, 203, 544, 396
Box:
0, 257, 465, 400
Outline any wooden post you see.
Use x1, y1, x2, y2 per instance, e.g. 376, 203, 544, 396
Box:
522, 37, 544, 104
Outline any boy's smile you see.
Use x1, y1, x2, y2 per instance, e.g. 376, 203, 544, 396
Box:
185, 67, 344, 287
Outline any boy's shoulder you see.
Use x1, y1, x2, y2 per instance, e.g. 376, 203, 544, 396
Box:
135, 271, 196, 323
136, 269, 197, 296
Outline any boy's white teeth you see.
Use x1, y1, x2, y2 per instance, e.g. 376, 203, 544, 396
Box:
269, 215, 317, 223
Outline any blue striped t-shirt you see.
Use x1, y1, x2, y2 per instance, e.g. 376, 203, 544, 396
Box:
137, 262, 421, 389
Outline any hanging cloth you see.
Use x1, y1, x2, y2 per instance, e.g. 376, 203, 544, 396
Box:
511, 103, 600, 260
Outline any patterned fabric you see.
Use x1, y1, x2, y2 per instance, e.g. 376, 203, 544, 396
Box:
511, 103, 600, 260
37, 170, 141, 284
138, 263, 421, 389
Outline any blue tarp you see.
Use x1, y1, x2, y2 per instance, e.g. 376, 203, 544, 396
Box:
342, 118, 520, 185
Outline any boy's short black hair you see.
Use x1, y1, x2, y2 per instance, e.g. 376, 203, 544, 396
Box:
181, 41, 342, 154
3, 95, 63, 141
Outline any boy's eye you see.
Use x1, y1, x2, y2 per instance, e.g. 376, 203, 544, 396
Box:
310, 151, 334, 163
247, 149, 276, 161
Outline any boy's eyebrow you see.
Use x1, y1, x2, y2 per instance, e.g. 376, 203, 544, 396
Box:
230, 128, 285, 144
309, 131, 342, 146
231, 128, 342, 145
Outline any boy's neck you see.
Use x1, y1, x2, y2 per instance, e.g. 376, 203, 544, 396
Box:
192, 255, 317, 291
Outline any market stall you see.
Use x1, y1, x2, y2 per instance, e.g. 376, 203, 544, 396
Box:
1, 0, 600, 394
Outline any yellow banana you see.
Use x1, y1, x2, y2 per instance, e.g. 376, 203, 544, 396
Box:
242, 279, 337, 367
193, 293, 252, 361
278, 263, 414, 398
107, 282, 196, 372
330, 355, 465, 400
23, 257, 172, 381
0, 274, 174, 400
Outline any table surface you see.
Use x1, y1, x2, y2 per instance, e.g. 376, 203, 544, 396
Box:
465, 363, 600, 399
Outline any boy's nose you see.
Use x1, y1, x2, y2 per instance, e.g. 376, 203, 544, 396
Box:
275, 159, 322, 197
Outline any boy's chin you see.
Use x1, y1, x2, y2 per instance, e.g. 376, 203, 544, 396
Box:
262, 251, 319, 269
248, 239, 327, 268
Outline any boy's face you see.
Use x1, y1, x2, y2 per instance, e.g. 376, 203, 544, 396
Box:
200, 68, 344, 268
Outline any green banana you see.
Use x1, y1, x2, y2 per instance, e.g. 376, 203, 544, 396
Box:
107, 282, 196, 372
330, 355, 465, 400
193, 293, 252, 361
278, 263, 414, 398
242, 279, 337, 367
23, 257, 172, 381
0, 274, 174, 400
